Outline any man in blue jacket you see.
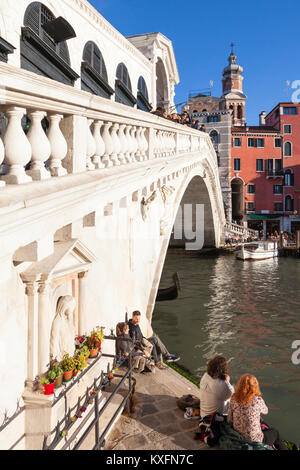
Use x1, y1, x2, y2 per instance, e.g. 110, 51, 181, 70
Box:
128, 311, 180, 370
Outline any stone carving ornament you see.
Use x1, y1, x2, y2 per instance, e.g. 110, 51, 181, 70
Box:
50, 295, 76, 362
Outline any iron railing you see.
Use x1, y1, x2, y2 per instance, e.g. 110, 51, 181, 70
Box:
43, 340, 135, 451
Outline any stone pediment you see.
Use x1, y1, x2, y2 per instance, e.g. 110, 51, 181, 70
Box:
21, 239, 97, 282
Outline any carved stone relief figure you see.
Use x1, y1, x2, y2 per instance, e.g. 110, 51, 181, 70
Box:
50, 295, 76, 362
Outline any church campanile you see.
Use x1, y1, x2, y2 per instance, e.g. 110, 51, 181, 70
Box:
220, 45, 247, 126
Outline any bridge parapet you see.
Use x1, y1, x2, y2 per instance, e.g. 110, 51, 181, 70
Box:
0, 63, 217, 186
225, 221, 259, 240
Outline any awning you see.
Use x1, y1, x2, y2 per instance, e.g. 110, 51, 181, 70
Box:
248, 214, 283, 220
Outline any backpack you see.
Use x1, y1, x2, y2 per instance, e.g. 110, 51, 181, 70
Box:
177, 394, 200, 411
218, 422, 273, 451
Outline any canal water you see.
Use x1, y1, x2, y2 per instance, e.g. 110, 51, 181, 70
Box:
152, 251, 300, 443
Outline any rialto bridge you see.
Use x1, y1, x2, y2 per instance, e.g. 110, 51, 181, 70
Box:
0, 0, 225, 450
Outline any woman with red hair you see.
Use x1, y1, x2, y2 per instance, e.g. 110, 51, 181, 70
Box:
227, 374, 287, 450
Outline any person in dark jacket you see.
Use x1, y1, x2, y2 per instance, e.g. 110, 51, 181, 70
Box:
116, 322, 154, 373
128, 311, 180, 370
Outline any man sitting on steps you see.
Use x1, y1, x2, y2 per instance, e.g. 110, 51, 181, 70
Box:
128, 310, 180, 370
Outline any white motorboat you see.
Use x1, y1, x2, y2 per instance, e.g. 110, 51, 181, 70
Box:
235, 241, 278, 261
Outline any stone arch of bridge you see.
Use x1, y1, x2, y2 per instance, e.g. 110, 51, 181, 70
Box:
146, 166, 223, 330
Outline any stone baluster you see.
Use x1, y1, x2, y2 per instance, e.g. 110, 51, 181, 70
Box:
47, 114, 68, 177
26, 110, 51, 180
110, 123, 121, 166
124, 125, 133, 163
153, 130, 158, 158
135, 127, 143, 162
141, 127, 148, 160
0, 106, 32, 184
159, 131, 164, 157
0, 135, 5, 187
117, 124, 127, 165
171, 133, 176, 156
101, 121, 114, 168
130, 126, 138, 162
86, 118, 96, 171
92, 120, 105, 169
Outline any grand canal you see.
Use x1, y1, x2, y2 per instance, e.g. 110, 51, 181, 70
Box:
152, 251, 300, 443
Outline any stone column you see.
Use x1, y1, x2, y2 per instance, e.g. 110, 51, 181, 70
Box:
38, 279, 52, 374
78, 271, 89, 336
24, 281, 39, 384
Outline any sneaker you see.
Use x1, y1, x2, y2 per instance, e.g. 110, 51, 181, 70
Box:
165, 354, 180, 363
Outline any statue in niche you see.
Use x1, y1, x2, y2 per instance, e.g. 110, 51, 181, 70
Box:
50, 295, 76, 362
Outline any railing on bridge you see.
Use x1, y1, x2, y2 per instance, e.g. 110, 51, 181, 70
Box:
225, 221, 259, 240
0, 63, 216, 187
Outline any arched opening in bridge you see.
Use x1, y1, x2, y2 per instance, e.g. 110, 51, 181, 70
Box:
231, 178, 244, 225
169, 175, 216, 249
156, 58, 169, 111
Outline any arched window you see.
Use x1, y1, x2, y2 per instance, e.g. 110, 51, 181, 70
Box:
81, 41, 113, 99
237, 105, 243, 119
284, 141, 292, 157
210, 130, 220, 145
21, 2, 78, 85
285, 195, 294, 212
137, 76, 152, 112
115, 63, 137, 107
284, 169, 294, 186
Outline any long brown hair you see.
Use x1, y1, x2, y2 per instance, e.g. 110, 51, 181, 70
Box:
233, 374, 262, 405
116, 322, 128, 336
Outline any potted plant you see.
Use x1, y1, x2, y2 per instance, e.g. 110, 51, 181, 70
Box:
79, 345, 90, 363
61, 353, 76, 382
95, 326, 105, 350
85, 332, 100, 358
52, 364, 64, 389
40, 376, 55, 395
74, 352, 88, 376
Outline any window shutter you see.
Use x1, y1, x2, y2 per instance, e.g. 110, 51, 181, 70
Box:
24, 2, 40, 35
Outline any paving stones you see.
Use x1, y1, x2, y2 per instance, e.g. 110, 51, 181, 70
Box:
103, 366, 207, 451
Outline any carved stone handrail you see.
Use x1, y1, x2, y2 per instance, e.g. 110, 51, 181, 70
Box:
0, 63, 217, 187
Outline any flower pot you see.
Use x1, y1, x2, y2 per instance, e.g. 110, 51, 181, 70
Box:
43, 381, 55, 395
73, 370, 79, 377
55, 375, 63, 389
98, 343, 102, 351
89, 348, 98, 358
63, 370, 73, 382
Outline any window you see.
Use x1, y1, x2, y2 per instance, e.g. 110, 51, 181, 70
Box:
267, 159, 273, 171
257, 138, 265, 148
275, 159, 283, 172
234, 158, 240, 171
21, 2, 78, 85
210, 130, 219, 145
284, 170, 294, 186
283, 107, 297, 115
207, 115, 220, 123
137, 76, 152, 112
233, 137, 241, 147
284, 141, 292, 157
274, 138, 282, 147
248, 138, 264, 147
284, 125, 292, 134
246, 202, 255, 212
273, 185, 283, 194
274, 202, 283, 212
256, 159, 264, 171
285, 196, 294, 212
115, 63, 137, 107
247, 184, 256, 194
81, 41, 113, 99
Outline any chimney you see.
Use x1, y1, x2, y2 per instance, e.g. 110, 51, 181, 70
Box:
259, 111, 266, 126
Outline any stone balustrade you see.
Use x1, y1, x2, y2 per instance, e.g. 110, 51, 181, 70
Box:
225, 221, 258, 239
0, 64, 216, 187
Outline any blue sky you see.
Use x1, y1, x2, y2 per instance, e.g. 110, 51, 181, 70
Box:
89, 0, 300, 125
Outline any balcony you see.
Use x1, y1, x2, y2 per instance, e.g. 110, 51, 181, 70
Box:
266, 170, 284, 178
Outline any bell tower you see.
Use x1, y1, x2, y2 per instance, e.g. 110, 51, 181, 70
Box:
220, 44, 247, 126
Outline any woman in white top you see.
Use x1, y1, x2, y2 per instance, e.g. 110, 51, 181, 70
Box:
200, 355, 234, 418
